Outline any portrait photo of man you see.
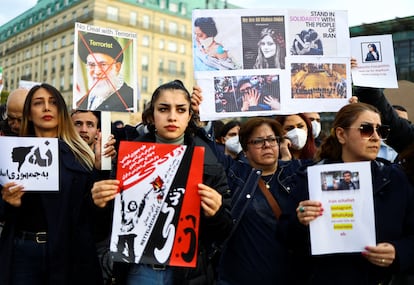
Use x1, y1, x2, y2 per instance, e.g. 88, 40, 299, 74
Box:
75, 31, 135, 112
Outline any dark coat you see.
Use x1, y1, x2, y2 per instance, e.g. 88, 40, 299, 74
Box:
216, 156, 310, 285
288, 159, 414, 285
355, 86, 414, 153
77, 82, 134, 112
0, 140, 103, 285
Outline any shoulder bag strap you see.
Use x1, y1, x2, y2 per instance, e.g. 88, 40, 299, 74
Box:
258, 178, 282, 220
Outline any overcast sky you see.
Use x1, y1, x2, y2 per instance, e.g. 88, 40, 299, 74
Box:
0, 0, 412, 27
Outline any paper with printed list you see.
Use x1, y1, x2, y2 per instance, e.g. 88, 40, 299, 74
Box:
307, 161, 376, 255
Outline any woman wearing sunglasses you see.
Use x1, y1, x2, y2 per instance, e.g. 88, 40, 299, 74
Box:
293, 102, 414, 285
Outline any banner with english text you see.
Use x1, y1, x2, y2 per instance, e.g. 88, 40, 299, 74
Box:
110, 141, 204, 267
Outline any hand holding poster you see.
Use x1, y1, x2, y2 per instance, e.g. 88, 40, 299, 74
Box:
111, 141, 204, 267
307, 161, 376, 255
0, 137, 59, 191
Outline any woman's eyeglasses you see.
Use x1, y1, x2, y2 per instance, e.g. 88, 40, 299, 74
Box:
248, 136, 279, 148
347, 123, 390, 140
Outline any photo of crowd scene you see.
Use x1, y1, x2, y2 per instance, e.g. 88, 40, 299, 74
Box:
291, 63, 347, 99
214, 74, 280, 113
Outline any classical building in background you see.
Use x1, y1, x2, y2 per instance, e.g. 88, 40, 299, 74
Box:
0, 0, 237, 122
0, 1, 412, 122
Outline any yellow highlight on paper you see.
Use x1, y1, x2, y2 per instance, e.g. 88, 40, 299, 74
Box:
331, 211, 354, 218
331, 204, 352, 211
333, 223, 353, 230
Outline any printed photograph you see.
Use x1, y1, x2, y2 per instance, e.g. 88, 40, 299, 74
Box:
193, 16, 241, 71
241, 15, 286, 69
213, 74, 281, 113
362, 42, 382, 63
291, 62, 347, 99
320, 170, 360, 191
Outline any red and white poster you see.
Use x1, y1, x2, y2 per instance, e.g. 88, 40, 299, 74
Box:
110, 141, 204, 267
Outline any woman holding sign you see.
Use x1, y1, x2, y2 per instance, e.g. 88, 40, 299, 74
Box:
0, 83, 102, 284
294, 103, 414, 284
90, 80, 232, 285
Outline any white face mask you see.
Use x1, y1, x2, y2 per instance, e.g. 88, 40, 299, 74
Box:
311, 120, 321, 138
199, 37, 214, 48
285, 128, 307, 150
225, 135, 242, 154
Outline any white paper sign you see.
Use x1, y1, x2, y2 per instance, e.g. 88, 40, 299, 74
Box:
192, 9, 351, 120
307, 161, 376, 255
0, 137, 59, 191
351, 34, 398, 88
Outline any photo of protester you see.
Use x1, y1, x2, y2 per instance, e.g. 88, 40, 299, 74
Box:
241, 15, 286, 69
193, 17, 240, 71
291, 62, 347, 99
364, 42, 381, 62
214, 74, 280, 113
321, 170, 360, 191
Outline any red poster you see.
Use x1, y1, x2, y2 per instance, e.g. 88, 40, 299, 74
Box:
110, 141, 204, 268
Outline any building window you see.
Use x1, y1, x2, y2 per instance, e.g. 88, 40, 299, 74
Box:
142, 55, 148, 71
60, 77, 65, 90
160, 19, 165, 33
44, 42, 49, 53
53, 39, 58, 50
169, 3, 178, 13
167, 42, 177, 52
159, 39, 164, 50
160, 0, 166, 9
62, 35, 66, 46
169, 22, 177, 35
142, 76, 148, 92
130, 12, 137, 26
143, 15, 150, 29
168, 60, 177, 75
159, 58, 164, 72
107, 6, 118, 21
142, 35, 149, 47
83, 6, 89, 16
180, 44, 185, 54
180, 24, 186, 37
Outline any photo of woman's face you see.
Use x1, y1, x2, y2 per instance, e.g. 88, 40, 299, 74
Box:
259, 35, 276, 58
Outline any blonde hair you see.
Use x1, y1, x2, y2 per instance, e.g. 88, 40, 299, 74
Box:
20, 84, 95, 170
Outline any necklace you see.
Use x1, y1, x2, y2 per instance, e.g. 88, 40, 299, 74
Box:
262, 172, 276, 189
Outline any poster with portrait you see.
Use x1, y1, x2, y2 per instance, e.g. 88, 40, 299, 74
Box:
0, 137, 59, 191
307, 161, 376, 255
192, 9, 350, 121
351, 34, 398, 88
110, 142, 204, 267
73, 22, 138, 113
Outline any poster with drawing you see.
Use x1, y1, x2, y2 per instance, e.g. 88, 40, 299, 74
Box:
0, 137, 59, 191
307, 161, 376, 255
73, 22, 138, 112
193, 9, 350, 121
351, 34, 398, 88
110, 142, 204, 267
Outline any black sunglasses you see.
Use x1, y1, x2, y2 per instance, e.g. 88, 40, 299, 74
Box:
347, 123, 390, 140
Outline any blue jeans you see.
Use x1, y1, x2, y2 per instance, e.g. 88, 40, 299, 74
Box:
11, 238, 47, 285
127, 264, 173, 285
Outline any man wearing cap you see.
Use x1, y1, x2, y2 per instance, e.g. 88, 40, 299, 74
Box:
77, 32, 134, 112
